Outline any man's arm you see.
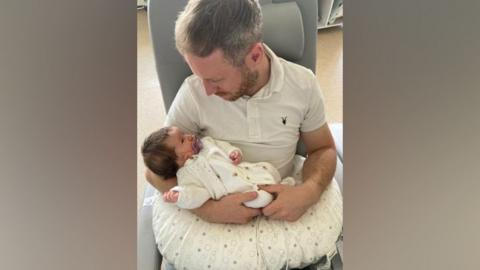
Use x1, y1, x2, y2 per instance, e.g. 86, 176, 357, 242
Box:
145, 168, 261, 224
261, 123, 336, 221
190, 192, 262, 224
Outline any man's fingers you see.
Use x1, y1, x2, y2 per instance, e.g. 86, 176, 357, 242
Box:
246, 208, 262, 219
262, 200, 281, 217
236, 191, 259, 203
259, 184, 286, 194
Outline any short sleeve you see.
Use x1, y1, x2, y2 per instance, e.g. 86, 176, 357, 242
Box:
300, 75, 327, 133
164, 78, 201, 134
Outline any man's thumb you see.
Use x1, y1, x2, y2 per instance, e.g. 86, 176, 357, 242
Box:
238, 191, 258, 202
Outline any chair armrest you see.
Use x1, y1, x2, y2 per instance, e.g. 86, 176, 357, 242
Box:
137, 183, 162, 270
329, 123, 343, 162
334, 155, 343, 194
329, 123, 343, 269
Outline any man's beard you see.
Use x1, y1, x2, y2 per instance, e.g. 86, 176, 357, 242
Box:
219, 66, 259, 101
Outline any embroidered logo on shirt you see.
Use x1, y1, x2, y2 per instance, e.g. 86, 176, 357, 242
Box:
281, 116, 287, 125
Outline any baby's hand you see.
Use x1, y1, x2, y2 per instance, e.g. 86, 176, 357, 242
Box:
163, 190, 179, 203
229, 150, 242, 165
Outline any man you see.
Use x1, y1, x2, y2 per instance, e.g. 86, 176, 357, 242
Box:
146, 0, 337, 225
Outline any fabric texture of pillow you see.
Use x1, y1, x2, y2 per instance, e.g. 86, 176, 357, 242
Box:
152, 156, 343, 270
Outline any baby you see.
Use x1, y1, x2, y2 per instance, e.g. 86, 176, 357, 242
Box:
141, 126, 294, 209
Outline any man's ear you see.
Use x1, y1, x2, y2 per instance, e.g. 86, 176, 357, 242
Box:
245, 43, 264, 66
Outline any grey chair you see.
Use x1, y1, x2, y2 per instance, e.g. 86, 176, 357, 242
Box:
138, 0, 343, 269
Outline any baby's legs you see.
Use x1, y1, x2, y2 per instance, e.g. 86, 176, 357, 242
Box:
258, 163, 296, 186
257, 162, 281, 183
243, 177, 294, 208
242, 162, 296, 208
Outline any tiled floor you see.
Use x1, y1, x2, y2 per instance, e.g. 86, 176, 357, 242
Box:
137, 10, 343, 209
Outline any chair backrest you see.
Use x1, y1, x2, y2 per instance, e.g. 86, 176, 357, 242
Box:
148, 0, 318, 155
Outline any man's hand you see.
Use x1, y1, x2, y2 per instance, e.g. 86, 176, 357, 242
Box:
163, 190, 179, 203
259, 123, 335, 222
229, 150, 242, 165
260, 181, 322, 222
191, 192, 261, 224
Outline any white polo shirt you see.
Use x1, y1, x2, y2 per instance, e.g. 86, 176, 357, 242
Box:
165, 45, 326, 178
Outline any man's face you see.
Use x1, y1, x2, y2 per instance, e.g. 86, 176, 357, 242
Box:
184, 50, 258, 101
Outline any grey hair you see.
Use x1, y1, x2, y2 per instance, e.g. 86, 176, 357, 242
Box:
175, 0, 263, 66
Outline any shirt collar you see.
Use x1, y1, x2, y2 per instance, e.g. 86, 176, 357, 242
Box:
249, 44, 285, 99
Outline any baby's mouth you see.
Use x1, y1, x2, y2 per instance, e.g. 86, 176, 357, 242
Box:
192, 136, 203, 154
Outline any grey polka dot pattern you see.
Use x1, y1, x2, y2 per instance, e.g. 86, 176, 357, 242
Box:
151, 155, 343, 270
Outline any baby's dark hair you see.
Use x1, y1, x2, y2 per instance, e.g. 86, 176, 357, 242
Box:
141, 126, 179, 179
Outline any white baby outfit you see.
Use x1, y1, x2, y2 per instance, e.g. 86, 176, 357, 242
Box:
172, 136, 292, 209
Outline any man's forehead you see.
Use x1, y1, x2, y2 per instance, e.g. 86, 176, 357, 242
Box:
186, 49, 226, 63
184, 50, 232, 78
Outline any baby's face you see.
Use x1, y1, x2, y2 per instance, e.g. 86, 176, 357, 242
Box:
165, 127, 201, 165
